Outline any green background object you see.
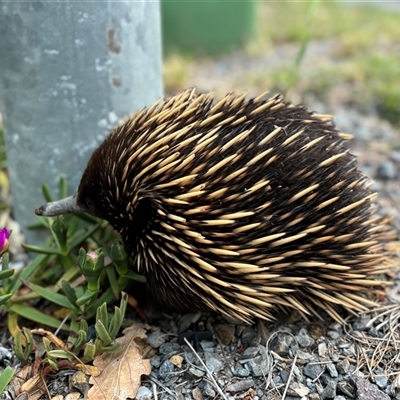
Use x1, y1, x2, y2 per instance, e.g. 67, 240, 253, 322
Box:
162, 0, 256, 55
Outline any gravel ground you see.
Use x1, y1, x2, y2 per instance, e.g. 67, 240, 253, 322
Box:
1, 36, 400, 399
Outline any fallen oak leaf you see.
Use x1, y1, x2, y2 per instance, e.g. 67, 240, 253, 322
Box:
75, 363, 101, 376
88, 323, 151, 400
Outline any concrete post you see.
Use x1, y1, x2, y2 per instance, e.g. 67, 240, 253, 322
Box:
0, 2, 163, 244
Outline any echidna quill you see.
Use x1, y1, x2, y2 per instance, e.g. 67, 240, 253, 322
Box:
35, 89, 397, 323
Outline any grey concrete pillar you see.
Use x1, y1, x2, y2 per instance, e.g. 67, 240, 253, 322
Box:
0, 2, 163, 244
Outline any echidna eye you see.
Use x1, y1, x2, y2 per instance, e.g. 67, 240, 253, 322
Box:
85, 198, 94, 210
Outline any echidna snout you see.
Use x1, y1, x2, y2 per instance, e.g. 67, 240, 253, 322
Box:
35, 88, 397, 323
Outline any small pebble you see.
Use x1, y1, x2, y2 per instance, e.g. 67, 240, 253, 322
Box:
200, 340, 215, 350
247, 358, 267, 377
242, 346, 260, 358
321, 380, 336, 399
203, 382, 216, 397
281, 369, 289, 383
296, 328, 315, 348
226, 378, 255, 393
376, 160, 398, 180
374, 369, 388, 389
304, 362, 324, 380
192, 387, 204, 400
150, 355, 161, 368
189, 367, 205, 378
233, 364, 250, 377
136, 386, 152, 400
146, 330, 166, 349
327, 331, 340, 340
159, 359, 175, 377
336, 359, 350, 374
241, 327, 261, 347
204, 354, 223, 373
297, 349, 313, 360
271, 333, 293, 356
178, 311, 202, 332
159, 342, 180, 355
318, 342, 328, 357
326, 363, 338, 378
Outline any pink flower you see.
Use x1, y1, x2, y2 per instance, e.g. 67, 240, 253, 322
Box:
86, 251, 98, 260
0, 228, 10, 255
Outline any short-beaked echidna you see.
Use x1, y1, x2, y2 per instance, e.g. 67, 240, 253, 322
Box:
35, 88, 396, 323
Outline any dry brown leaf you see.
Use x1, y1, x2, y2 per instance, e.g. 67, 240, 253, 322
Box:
170, 354, 183, 368
9, 365, 47, 400
76, 363, 101, 376
19, 372, 48, 400
88, 323, 151, 400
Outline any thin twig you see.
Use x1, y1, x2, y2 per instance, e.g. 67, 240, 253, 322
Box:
152, 381, 158, 400
148, 374, 176, 396
281, 353, 297, 400
184, 337, 229, 400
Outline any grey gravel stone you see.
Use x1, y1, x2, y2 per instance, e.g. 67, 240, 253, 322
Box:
159, 359, 175, 377
319, 342, 328, 357
247, 357, 267, 377
322, 380, 336, 399
242, 346, 260, 358
225, 378, 255, 393
341, 344, 356, 358
200, 341, 215, 350
306, 378, 316, 393
328, 323, 342, 331
241, 327, 261, 347
327, 331, 340, 340
178, 312, 202, 333
326, 331, 340, 340
189, 367, 205, 378
136, 386, 153, 400
336, 359, 350, 374
203, 382, 216, 397
233, 364, 250, 377
271, 333, 294, 356
376, 160, 398, 180
151, 355, 162, 368
374, 369, 388, 389
297, 349, 314, 360
326, 363, 338, 378
330, 353, 339, 362
293, 365, 304, 383
304, 362, 324, 380
352, 318, 370, 330
159, 342, 180, 355
204, 353, 223, 373
296, 328, 315, 348
281, 369, 289, 383
0, 346, 13, 361
321, 373, 337, 386
351, 375, 390, 400
146, 330, 166, 349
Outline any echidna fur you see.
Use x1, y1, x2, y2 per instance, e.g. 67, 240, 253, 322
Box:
41, 89, 398, 323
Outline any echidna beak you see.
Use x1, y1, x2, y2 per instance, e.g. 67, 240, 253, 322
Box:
35, 194, 86, 216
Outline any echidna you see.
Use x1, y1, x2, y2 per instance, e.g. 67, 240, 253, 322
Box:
35, 88, 396, 323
